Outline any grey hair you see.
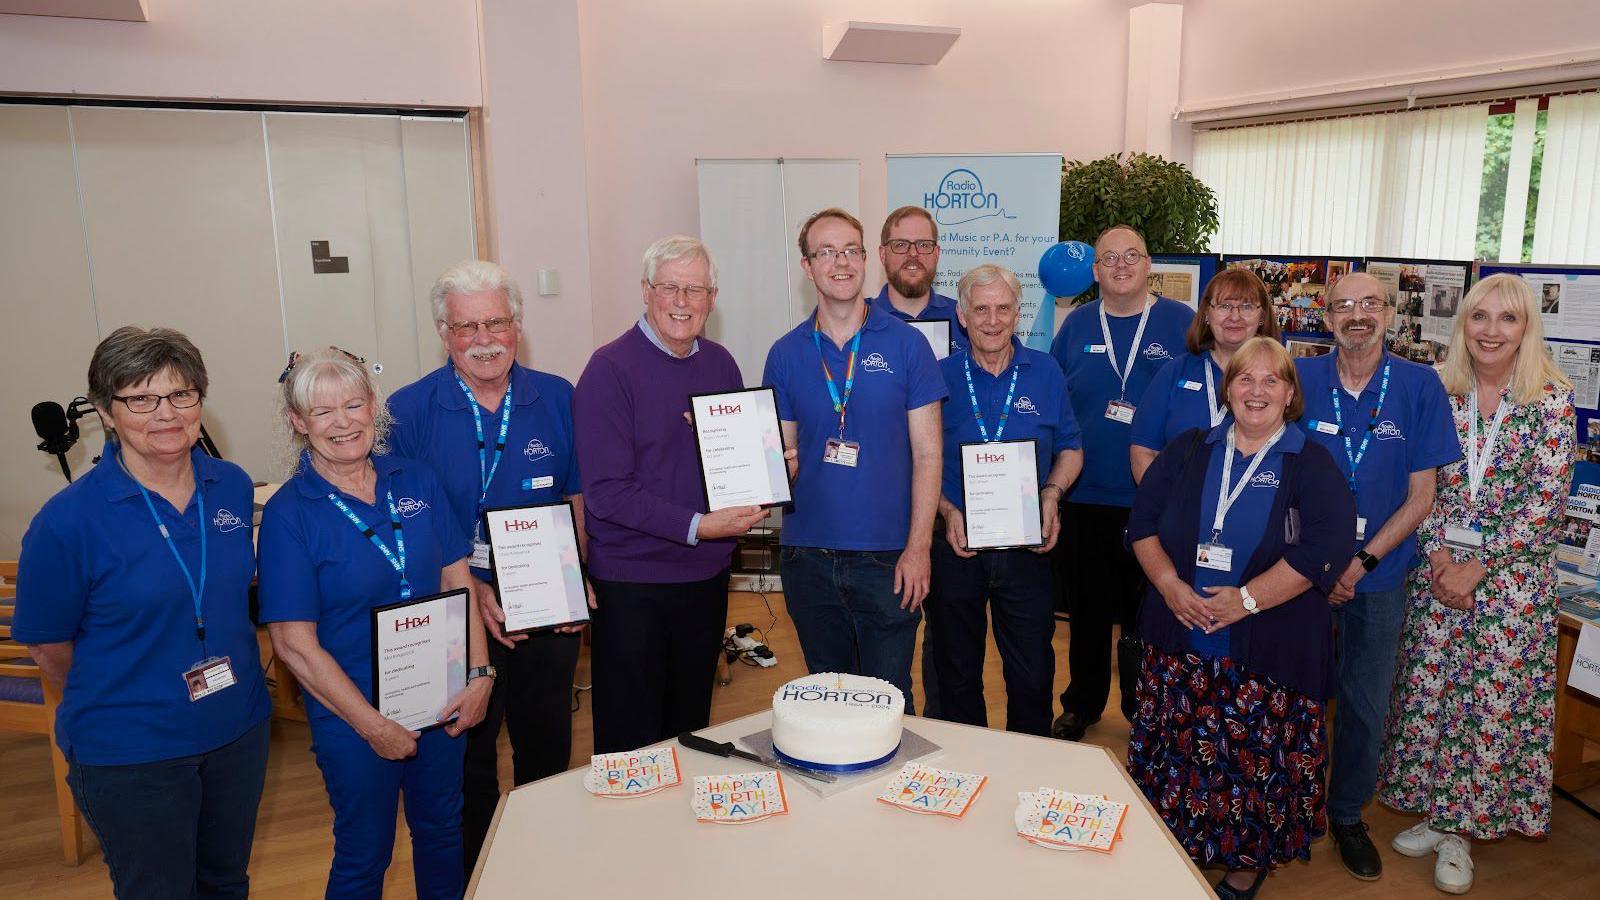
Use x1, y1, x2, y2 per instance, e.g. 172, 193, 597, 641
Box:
278, 348, 392, 472
641, 235, 719, 289
87, 326, 209, 410
429, 259, 525, 327
957, 264, 1023, 310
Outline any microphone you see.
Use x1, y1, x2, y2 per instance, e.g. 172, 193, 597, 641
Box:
31, 400, 78, 482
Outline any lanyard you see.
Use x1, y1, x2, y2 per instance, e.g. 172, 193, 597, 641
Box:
1328, 357, 1392, 494
812, 308, 866, 439
964, 355, 1021, 443
453, 372, 513, 514
1212, 424, 1286, 541
328, 489, 411, 601
1098, 298, 1152, 401
1202, 356, 1225, 428
126, 453, 209, 644
1465, 386, 1512, 511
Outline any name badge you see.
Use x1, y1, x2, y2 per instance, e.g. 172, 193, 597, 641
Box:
1104, 400, 1136, 424
471, 540, 492, 569
1084, 344, 1108, 354
1196, 542, 1233, 571
1355, 516, 1368, 541
824, 438, 861, 467
524, 475, 555, 491
1312, 420, 1340, 435
184, 656, 236, 702
1181, 380, 1203, 391
1443, 523, 1484, 551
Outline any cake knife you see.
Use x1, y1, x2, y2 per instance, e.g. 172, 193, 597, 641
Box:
677, 731, 839, 783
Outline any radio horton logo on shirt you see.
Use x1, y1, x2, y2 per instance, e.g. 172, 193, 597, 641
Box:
1014, 396, 1039, 415
1372, 420, 1405, 440
861, 352, 894, 374
1142, 342, 1172, 361
211, 508, 245, 533
1250, 471, 1281, 489
523, 438, 553, 462
394, 497, 430, 518
924, 168, 1017, 227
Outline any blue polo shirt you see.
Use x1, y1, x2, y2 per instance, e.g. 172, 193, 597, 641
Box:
875, 285, 968, 355
13, 446, 270, 765
257, 453, 471, 720
1049, 297, 1194, 507
388, 361, 580, 582
1190, 423, 1303, 656
938, 339, 1082, 514
1295, 351, 1461, 591
1133, 351, 1229, 451
764, 300, 948, 550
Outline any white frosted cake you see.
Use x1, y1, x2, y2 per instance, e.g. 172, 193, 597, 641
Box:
771, 673, 904, 772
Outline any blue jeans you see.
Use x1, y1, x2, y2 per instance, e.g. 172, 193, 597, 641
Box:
309, 717, 466, 900
67, 718, 270, 900
780, 546, 920, 714
1328, 585, 1407, 824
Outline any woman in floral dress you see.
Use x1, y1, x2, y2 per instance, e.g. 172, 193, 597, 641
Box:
1377, 273, 1575, 895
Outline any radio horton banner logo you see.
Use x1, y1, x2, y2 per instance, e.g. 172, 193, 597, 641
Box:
924, 168, 1018, 227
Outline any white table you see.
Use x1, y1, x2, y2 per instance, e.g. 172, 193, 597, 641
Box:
468, 712, 1211, 898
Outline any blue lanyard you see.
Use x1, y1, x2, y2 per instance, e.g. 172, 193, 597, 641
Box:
1329, 357, 1391, 494
328, 489, 411, 601
963, 355, 1021, 443
453, 371, 513, 513
812, 309, 865, 438
126, 453, 208, 644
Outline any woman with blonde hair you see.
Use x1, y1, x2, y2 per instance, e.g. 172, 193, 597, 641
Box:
1377, 273, 1575, 895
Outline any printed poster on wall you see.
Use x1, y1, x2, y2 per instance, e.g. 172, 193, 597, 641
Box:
887, 153, 1063, 351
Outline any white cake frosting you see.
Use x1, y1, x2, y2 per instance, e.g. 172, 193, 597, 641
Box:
771, 672, 904, 769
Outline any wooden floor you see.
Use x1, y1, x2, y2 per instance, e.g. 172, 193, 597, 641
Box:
4, 591, 1599, 898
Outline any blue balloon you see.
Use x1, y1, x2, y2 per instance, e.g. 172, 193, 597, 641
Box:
1038, 241, 1096, 298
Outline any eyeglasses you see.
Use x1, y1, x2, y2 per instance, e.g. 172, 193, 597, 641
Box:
884, 239, 938, 256
647, 281, 713, 302
808, 246, 868, 263
1212, 302, 1262, 316
1329, 298, 1390, 313
112, 388, 202, 414
445, 317, 517, 338
1095, 249, 1147, 268
277, 346, 367, 384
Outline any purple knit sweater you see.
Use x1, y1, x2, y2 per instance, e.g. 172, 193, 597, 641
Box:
574, 324, 745, 582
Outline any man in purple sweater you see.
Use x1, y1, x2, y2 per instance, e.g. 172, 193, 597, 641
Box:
574, 235, 768, 753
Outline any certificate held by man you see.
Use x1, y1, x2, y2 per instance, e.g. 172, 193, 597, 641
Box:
689, 387, 792, 510
960, 439, 1043, 550
483, 502, 591, 634
369, 588, 470, 733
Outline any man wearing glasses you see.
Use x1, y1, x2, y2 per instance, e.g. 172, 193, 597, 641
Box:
1047, 225, 1193, 742
575, 236, 765, 754
874, 205, 968, 356
1293, 271, 1459, 882
763, 208, 947, 710
387, 259, 585, 874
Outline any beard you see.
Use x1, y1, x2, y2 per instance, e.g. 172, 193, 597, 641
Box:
1335, 321, 1381, 353
887, 263, 933, 299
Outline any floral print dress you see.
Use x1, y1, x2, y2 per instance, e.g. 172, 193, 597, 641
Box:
1377, 382, 1574, 840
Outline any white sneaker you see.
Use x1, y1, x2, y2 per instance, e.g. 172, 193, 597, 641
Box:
1434, 835, 1474, 894
1391, 820, 1448, 857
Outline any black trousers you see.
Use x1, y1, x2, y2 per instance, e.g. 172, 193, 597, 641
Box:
925, 536, 1057, 736
1055, 502, 1144, 722
462, 620, 581, 874
589, 569, 731, 755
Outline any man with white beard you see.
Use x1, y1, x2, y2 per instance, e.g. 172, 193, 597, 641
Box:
387, 260, 586, 876
1293, 271, 1459, 882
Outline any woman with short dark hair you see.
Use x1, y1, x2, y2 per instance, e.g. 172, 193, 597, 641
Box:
14, 325, 272, 899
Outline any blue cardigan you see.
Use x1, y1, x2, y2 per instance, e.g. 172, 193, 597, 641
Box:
1126, 425, 1356, 700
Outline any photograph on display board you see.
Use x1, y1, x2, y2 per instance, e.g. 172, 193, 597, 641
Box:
1286, 339, 1334, 359
1361, 258, 1471, 365
1147, 254, 1220, 312
1223, 256, 1350, 337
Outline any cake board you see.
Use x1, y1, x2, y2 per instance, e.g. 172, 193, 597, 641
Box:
738, 727, 940, 798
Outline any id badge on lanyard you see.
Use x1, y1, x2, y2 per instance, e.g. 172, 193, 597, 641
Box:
1199, 425, 1285, 573
1098, 299, 1151, 424
185, 657, 237, 701
815, 311, 866, 468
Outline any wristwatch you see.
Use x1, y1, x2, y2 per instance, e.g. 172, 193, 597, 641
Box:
467, 665, 498, 683
1240, 585, 1261, 615
1356, 549, 1380, 572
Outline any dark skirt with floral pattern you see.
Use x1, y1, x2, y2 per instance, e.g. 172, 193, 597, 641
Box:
1125, 643, 1328, 871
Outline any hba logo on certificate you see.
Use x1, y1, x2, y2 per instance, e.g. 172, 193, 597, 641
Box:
394, 615, 430, 632
502, 518, 540, 532
707, 403, 741, 416
975, 452, 1006, 464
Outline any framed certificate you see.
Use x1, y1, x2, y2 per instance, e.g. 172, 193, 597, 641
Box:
482, 501, 591, 635
369, 588, 470, 733
907, 318, 952, 360
689, 387, 792, 511
960, 439, 1044, 550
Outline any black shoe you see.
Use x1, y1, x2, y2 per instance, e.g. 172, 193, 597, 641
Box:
1214, 868, 1268, 899
1330, 820, 1383, 881
1050, 711, 1098, 741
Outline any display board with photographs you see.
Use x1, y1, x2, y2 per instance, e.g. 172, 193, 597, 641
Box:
1222, 255, 1358, 338
1359, 257, 1472, 366
1479, 263, 1600, 445
1148, 253, 1221, 311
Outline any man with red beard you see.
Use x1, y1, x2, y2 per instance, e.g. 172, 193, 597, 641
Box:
874, 206, 968, 357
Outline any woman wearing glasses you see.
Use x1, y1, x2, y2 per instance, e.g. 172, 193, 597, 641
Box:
259, 348, 491, 899
1130, 269, 1280, 483
14, 327, 272, 899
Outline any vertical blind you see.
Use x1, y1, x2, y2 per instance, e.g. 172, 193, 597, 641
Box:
1194, 105, 1489, 258
1532, 92, 1600, 264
